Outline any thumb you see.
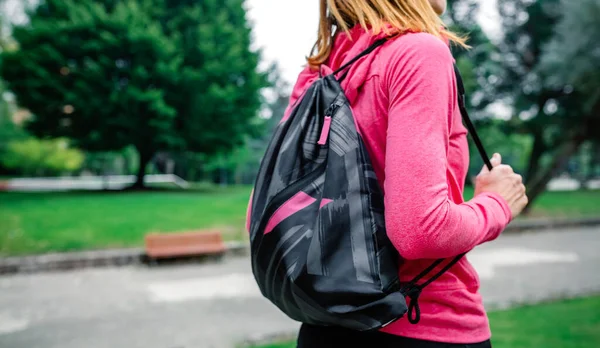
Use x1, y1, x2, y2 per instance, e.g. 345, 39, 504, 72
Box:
479, 153, 501, 174
490, 153, 502, 167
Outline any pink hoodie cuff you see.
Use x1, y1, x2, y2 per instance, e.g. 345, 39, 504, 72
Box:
471, 192, 513, 242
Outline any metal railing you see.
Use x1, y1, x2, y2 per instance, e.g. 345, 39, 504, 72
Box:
0, 174, 189, 191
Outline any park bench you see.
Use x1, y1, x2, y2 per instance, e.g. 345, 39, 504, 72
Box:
144, 230, 226, 259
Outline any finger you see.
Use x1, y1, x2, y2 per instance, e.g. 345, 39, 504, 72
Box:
480, 153, 501, 174
513, 174, 523, 186
520, 194, 529, 207
479, 164, 489, 175
510, 186, 526, 203
497, 164, 514, 174
490, 153, 502, 167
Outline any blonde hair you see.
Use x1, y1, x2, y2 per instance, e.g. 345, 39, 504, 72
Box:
308, 0, 468, 68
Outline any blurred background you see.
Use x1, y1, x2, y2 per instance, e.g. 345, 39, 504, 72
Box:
0, 0, 599, 347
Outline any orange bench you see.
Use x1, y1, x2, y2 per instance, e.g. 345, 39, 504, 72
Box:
144, 230, 226, 259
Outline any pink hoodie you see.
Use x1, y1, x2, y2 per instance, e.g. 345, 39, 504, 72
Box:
282, 26, 512, 343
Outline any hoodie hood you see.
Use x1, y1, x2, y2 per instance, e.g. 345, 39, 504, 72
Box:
284, 26, 391, 119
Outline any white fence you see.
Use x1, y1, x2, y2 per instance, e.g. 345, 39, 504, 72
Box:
1, 174, 189, 192
1, 175, 597, 192
547, 177, 600, 191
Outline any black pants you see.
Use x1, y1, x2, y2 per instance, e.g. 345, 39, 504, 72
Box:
297, 324, 492, 348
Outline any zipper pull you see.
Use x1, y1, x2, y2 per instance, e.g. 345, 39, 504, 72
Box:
318, 116, 332, 145
319, 103, 339, 145
324, 104, 339, 117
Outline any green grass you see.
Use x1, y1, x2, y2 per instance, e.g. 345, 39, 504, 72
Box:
0, 186, 252, 256
489, 296, 600, 347
248, 296, 600, 348
1, 187, 599, 256
463, 187, 600, 219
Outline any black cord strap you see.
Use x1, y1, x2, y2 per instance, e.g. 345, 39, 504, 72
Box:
401, 253, 465, 324
401, 66, 493, 325
334, 38, 388, 83
454, 65, 493, 171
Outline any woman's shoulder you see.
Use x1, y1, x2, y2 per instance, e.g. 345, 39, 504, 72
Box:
385, 31, 453, 60
379, 32, 454, 72
378, 32, 455, 86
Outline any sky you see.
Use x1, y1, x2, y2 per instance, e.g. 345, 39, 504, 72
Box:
247, 0, 502, 85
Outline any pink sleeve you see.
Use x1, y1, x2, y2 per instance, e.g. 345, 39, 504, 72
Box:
383, 34, 512, 260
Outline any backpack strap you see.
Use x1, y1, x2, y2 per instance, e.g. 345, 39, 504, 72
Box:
454, 65, 493, 171
333, 38, 388, 83
400, 65, 494, 325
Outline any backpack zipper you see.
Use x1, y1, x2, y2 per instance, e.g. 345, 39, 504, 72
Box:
318, 104, 340, 146
324, 103, 340, 118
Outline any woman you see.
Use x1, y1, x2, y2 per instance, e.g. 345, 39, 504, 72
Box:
291, 0, 528, 347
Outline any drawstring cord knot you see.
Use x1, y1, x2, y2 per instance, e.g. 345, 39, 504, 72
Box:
402, 285, 423, 324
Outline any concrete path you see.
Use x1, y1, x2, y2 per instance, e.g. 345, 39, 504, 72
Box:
1, 227, 599, 348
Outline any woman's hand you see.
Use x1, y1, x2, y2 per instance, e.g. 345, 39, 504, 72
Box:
474, 153, 528, 219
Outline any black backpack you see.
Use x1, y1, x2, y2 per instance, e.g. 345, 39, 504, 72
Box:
248, 38, 492, 331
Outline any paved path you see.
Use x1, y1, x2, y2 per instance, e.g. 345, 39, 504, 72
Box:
1, 227, 599, 348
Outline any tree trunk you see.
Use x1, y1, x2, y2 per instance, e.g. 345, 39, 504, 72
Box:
132, 150, 153, 190
523, 134, 586, 214
524, 129, 546, 184
591, 143, 600, 179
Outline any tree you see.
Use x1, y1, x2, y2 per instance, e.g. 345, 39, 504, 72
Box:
445, 0, 523, 184
445, 0, 503, 114
156, 0, 265, 154
0, 0, 25, 175
497, 0, 562, 186
495, 0, 600, 210
494, 0, 591, 210
530, 0, 600, 200
2, 0, 179, 187
2, 0, 265, 188
204, 63, 290, 186
1, 137, 84, 176
1, 0, 11, 129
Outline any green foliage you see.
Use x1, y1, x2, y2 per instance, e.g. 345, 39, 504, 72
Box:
446, 0, 502, 113
203, 64, 291, 186
0, 20, 20, 156
541, 0, 600, 121
496, 2, 562, 125
0, 106, 26, 154
0, 137, 84, 175
467, 120, 533, 179
156, 0, 266, 155
203, 141, 263, 185
1, 0, 265, 186
3, 0, 181, 153
496, 0, 581, 176
491, 0, 600, 209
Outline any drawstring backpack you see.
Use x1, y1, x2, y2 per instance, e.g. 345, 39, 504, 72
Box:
248, 38, 493, 331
